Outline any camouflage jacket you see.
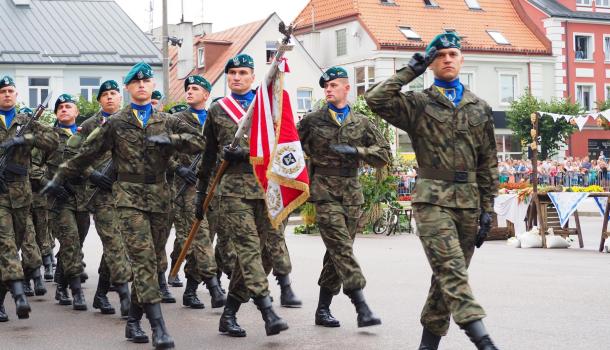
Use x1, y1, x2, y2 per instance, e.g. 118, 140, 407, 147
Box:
46, 127, 86, 211
297, 104, 391, 205
30, 147, 48, 208
172, 109, 204, 207
0, 113, 58, 209
364, 66, 498, 212
196, 101, 263, 199
56, 104, 204, 213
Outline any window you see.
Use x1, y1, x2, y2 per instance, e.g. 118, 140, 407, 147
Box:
355, 66, 376, 96
399, 26, 421, 40
80, 77, 100, 102
297, 88, 312, 112
197, 47, 205, 68
576, 84, 594, 111
465, 0, 481, 9
604, 36, 610, 61
576, 0, 591, 5
575, 34, 593, 60
423, 0, 438, 7
499, 74, 518, 105
606, 85, 610, 101
598, 0, 610, 7
266, 41, 278, 64
28, 77, 49, 108
336, 29, 347, 56
405, 75, 424, 92
488, 31, 510, 45
459, 72, 474, 91
380, 0, 395, 4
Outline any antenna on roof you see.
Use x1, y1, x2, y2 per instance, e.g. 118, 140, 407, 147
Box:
180, 0, 184, 23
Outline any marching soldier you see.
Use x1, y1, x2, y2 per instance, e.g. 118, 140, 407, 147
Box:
44, 62, 204, 349
66, 80, 131, 316
19, 215, 45, 297
30, 146, 55, 281
194, 54, 288, 337
365, 33, 500, 350
297, 67, 390, 328
170, 75, 226, 309
0, 75, 58, 320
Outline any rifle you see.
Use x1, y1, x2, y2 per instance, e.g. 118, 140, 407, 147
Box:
84, 159, 113, 211
169, 22, 295, 279
173, 153, 201, 202
0, 94, 52, 192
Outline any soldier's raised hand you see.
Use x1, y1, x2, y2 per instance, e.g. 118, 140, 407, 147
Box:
408, 47, 438, 76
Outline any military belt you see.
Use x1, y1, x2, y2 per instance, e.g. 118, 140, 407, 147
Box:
224, 162, 253, 174
117, 173, 165, 184
315, 167, 358, 177
418, 168, 476, 183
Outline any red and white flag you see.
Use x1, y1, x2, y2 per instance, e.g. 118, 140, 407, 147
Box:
249, 60, 309, 228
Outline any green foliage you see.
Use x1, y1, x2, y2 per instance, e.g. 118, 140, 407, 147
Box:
352, 95, 394, 145
506, 92, 579, 159
299, 202, 316, 225
16, 102, 55, 126
163, 100, 187, 113
293, 224, 319, 235
75, 96, 101, 125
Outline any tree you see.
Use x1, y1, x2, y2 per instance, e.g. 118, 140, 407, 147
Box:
507, 93, 579, 159
596, 99, 610, 130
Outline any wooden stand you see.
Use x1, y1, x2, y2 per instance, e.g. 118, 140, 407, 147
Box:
536, 193, 584, 248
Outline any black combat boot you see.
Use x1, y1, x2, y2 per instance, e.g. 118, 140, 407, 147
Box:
42, 254, 54, 281
204, 276, 226, 308
31, 268, 47, 296
346, 289, 381, 328
23, 278, 34, 297
9, 280, 31, 319
55, 283, 72, 306
69, 276, 87, 311
218, 295, 246, 337
158, 273, 176, 303
167, 260, 183, 287
144, 303, 175, 349
418, 328, 442, 350
0, 283, 8, 322
276, 274, 302, 308
125, 302, 149, 343
182, 278, 204, 309
92, 276, 115, 314
80, 261, 88, 283
315, 287, 340, 327
462, 320, 500, 350
253, 295, 289, 336
115, 282, 131, 318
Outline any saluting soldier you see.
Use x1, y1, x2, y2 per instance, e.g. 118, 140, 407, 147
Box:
365, 33, 500, 350
170, 75, 226, 310
0, 75, 58, 321
194, 54, 288, 337
44, 62, 204, 349
297, 67, 390, 328
66, 80, 131, 316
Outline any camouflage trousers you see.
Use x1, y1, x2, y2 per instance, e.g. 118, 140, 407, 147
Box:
0, 206, 29, 281
20, 213, 42, 274
413, 203, 486, 336
32, 205, 54, 257
117, 207, 170, 304
222, 197, 272, 303
207, 196, 236, 277
91, 198, 131, 284
315, 201, 366, 295
49, 207, 84, 279
262, 218, 292, 276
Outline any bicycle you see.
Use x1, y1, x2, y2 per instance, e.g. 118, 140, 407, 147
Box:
373, 203, 400, 235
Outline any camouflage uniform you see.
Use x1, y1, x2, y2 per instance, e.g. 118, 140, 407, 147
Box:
18, 215, 42, 275
0, 113, 58, 282
365, 65, 499, 336
55, 105, 204, 304
30, 148, 54, 257
206, 179, 236, 277
261, 218, 291, 276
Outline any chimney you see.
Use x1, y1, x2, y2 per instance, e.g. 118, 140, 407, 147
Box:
12, 0, 31, 7
176, 22, 194, 79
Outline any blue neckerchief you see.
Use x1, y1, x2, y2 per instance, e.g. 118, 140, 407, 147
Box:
0, 107, 17, 128
190, 107, 207, 126
328, 103, 350, 124
231, 90, 255, 110
434, 78, 463, 106
131, 103, 152, 127
59, 123, 78, 134
101, 111, 112, 118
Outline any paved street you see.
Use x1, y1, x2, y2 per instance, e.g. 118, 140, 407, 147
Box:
1, 216, 609, 349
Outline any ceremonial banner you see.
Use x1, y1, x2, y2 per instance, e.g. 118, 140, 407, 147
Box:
547, 192, 589, 228
593, 197, 610, 219
249, 60, 309, 227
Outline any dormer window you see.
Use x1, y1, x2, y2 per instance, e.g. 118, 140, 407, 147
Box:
399, 26, 421, 40
380, 0, 396, 5
423, 0, 439, 7
488, 30, 510, 45
465, 0, 482, 10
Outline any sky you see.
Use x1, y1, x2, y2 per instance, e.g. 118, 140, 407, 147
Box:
114, 0, 310, 33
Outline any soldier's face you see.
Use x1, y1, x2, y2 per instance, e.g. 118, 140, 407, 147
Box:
56, 103, 78, 125
126, 78, 155, 104
99, 90, 122, 114
227, 68, 255, 95
0, 86, 17, 110
186, 85, 209, 108
324, 78, 350, 106
429, 48, 464, 82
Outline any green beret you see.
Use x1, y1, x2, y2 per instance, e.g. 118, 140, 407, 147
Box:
96, 80, 120, 101
19, 107, 33, 116
123, 62, 154, 85
224, 54, 254, 73
184, 75, 211, 92
168, 104, 188, 114
54, 93, 78, 113
151, 90, 163, 100
426, 33, 461, 56
319, 67, 349, 88
0, 76, 15, 90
